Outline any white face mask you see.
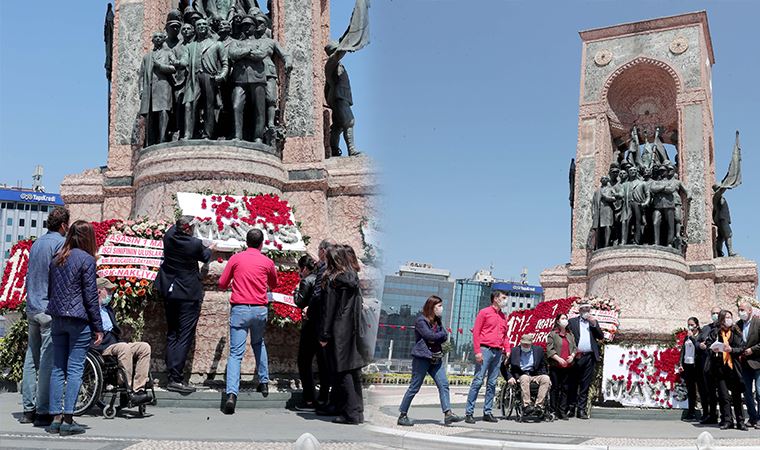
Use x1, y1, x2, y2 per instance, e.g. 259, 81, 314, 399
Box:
688, 324, 696, 331
739, 311, 749, 321
581, 312, 591, 320
711, 313, 719, 323
434, 305, 443, 318
102, 293, 112, 306
499, 299, 508, 308
559, 319, 569, 328
724, 318, 733, 327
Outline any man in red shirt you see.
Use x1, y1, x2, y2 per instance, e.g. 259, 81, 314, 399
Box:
464, 290, 508, 424
218, 229, 278, 414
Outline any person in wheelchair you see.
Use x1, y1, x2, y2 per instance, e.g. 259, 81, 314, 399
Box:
503, 333, 551, 419
91, 278, 153, 406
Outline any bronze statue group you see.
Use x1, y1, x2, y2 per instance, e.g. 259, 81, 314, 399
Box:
137, 3, 362, 157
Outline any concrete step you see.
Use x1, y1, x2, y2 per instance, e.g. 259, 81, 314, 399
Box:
151, 388, 303, 409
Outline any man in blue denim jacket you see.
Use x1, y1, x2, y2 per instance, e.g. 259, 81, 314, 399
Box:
19, 207, 69, 426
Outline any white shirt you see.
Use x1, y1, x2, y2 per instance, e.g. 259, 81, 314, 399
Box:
577, 318, 592, 353
683, 338, 695, 364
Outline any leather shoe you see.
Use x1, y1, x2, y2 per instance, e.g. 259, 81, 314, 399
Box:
464, 414, 475, 424
257, 383, 269, 397
736, 422, 748, 431
700, 416, 718, 425
483, 413, 498, 423
166, 381, 196, 394
719, 422, 732, 430
444, 412, 463, 426
33, 413, 54, 427
316, 405, 338, 416
19, 411, 35, 424
131, 390, 152, 406
332, 415, 358, 425
223, 393, 237, 415
578, 412, 589, 420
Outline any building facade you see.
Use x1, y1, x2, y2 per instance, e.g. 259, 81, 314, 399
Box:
448, 278, 492, 366
493, 281, 544, 314
0, 188, 65, 268
375, 262, 454, 371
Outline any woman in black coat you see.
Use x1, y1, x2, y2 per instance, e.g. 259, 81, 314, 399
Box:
705, 310, 747, 430
295, 254, 329, 409
679, 317, 709, 421
319, 246, 366, 424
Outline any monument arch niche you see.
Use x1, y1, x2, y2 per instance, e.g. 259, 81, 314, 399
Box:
541, 12, 757, 338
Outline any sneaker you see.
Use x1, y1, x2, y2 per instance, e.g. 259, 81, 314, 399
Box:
294, 402, 316, 412
464, 414, 475, 424
257, 383, 269, 397
444, 412, 463, 426
332, 415, 359, 425
33, 413, 53, 427
483, 413, 498, 423
223, 393, 237, 415
397, 414, 413, 426
166, 381, 196, 394
59, 421, 86, 436
46, 421, 61, 434
19, 411, 35, 424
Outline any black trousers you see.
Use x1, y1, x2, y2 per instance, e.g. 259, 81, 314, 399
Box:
335, 369, 363, 422
683, 362, 708, 416
703, 361, 719, 419
568, 353, 596, 414
164, 300, 201, 383
714, 364, 744, 425
297, 320, 330, 404
550, 366, 572, 416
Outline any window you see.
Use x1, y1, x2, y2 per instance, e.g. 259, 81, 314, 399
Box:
31, 205, 38, 212
0, 202, 4, 208
19, 218, 25, 227
43, 220, 47, 228
24, 204, 30, 210
5, 235, 10, 243
17, 203, 24, 210
31, 219, 37, 228
40, 205, 48, 212
4, 250, 9, 258
6, 218, 11, 226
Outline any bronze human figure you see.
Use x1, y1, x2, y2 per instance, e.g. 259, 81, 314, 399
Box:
626, 165, 651, 245
325, 41, 360, 156
592, 176, 616, 249
613, 169, 632, 244
179, 18, 229, 140
650, 164, 691, 247
139, 32, 177, 147
712, 185, 736, 257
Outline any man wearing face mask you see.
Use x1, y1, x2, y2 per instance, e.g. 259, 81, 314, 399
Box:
91, 278, 153, 406
697, 306, 723, 424
567, 302, 604, 419
504, 333, 551, 419
737, 301, 760, 429
464, 290, 509, 424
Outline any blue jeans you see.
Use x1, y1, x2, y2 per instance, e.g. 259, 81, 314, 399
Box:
399, 356, 452, 414
49, 317, 91, 415
465, 347, 502, 415
22, 312, 54, 414
742, 365, 760, 423
226, 305, 269, 395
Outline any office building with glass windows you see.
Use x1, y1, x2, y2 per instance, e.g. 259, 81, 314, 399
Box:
447, 277, 492, 365
375, 262, 454, 371
493, 281, 544, 314
0, 187, 65, 268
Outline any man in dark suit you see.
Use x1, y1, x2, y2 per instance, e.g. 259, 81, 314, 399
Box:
738, 301, 760, 429
503, 333, 551, 417
155, 216, 212, 394
697, 306, 722, 424
567, 302, 604, 419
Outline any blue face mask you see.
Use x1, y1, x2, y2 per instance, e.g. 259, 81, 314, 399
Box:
102, 293, 113, 306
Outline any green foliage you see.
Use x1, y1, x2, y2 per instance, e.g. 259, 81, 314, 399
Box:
0, 316, 28, 382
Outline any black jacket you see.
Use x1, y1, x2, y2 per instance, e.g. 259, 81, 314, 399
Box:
504, 346, 548, 379
705, 326, 745, 379
294, 273, 318, 322
568, 316, 604, 361
90, 305, 121, 353
320, 270, 366, 373
155, 225, 211, 301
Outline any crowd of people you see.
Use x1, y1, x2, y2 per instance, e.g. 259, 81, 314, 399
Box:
396, 290, 760, 431
18, 208, 369, 435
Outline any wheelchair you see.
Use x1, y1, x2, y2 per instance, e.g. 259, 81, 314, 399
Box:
74, 349, 157, 419
498, 365, 554, 422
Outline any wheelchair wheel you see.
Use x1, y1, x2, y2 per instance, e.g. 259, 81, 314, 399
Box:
500, 384, 517, 419
103, 405, 117, 419
74, 352, 103, 416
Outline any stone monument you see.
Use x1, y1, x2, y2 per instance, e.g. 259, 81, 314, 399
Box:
60, 0, 378, 383
540, 12, 757, 338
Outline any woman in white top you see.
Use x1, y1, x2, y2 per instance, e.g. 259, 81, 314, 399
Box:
680, 317, 709, 421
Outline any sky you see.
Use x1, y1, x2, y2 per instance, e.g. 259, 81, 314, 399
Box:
1, 1, 759, 284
